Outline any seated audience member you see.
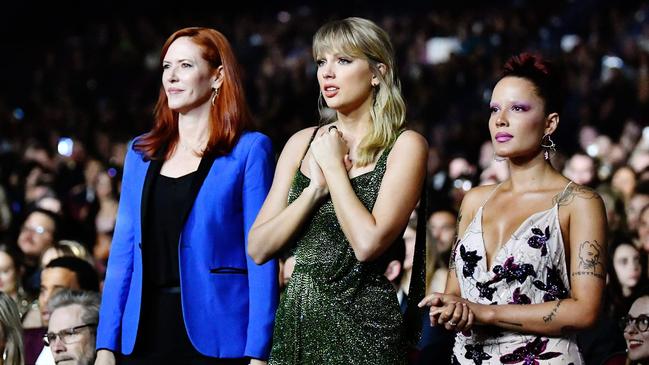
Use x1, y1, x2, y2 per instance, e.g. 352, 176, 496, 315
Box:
22, 257, 99, 365
0, 291, 24, 365
605, 294, 649, 364
43, 289, 100, 365
426, 208, 457, 293
0, 243, 33, 319
638, 205, 649, 253
17, 208, 60, 295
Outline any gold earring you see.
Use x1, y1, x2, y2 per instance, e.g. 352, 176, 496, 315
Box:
211, 88, 220, 106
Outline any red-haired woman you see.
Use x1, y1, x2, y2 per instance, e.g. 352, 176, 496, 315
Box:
95, 27, 278, 365
419, 53, 607, 364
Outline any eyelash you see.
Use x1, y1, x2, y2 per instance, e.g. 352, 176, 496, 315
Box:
490, 105, 529, 113
316, 58, 352, 67
162, 63, 192, 69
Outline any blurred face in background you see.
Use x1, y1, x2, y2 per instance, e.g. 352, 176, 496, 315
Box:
18, 212, 56, 261
428, 211, 456, 254
611, 166, 636, 201
0, 252, 18, 297
625, 296, 649, 361
613, 243, 642, 295
627, 194, 649, 232
564, 154, 595, 186
638, 208, 649, 252
39, 267, 80, 326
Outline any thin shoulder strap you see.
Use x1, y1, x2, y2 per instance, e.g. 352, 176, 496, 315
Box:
480, 183, 503, 208
299, 127, 320, 165
561, 180, 574, 195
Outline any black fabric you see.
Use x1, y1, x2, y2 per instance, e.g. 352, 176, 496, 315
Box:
143, 172, 195, 287
122, 291, 247, 365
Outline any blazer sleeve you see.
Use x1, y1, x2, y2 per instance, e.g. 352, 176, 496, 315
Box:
96, 145, 137, 352
242, 133, 279, 359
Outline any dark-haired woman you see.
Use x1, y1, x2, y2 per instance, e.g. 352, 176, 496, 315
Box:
95, 27, 278, 365
420, 53, 607, 364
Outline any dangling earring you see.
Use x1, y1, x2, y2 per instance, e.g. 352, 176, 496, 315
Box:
541, 133, 556, 160
211, 88, 220, 107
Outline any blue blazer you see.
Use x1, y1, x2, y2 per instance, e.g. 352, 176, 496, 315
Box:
96, 132, 279, 359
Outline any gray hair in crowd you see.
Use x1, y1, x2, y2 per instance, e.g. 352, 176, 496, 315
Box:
47, 289, 101, 326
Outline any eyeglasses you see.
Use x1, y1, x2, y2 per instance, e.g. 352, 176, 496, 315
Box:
21, 225, 52, 235
620, 315, 649, 332
43, 323, 97, 346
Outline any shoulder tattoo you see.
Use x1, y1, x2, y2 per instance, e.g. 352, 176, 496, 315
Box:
552, 184, 599, 207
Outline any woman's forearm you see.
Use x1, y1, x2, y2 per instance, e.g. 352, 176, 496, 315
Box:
468, 298, 599, 336
248, 185, 327, 264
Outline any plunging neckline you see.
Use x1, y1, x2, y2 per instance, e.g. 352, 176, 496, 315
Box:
477, 204, 558, 272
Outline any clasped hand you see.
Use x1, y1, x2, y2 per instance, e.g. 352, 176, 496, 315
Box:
418, 292, 474, 332
307, 127, 352, 192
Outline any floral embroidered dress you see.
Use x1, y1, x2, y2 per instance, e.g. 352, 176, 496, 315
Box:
452, 181, 583, 365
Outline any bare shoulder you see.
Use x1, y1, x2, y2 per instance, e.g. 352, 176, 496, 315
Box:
461, 184, 499, 214
391, 130, 428, 153
279, 126, 319, 159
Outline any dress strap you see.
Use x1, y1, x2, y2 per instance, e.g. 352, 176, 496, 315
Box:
299, 127, 320, 166
554, 180, 574, 207
480, 183, 503, 208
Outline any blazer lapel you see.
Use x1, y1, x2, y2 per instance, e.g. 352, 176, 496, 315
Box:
180, 154, 217, 225
140, 151, 164, 245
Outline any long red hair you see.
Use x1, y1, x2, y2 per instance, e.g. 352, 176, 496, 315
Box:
134, 27, 252, 159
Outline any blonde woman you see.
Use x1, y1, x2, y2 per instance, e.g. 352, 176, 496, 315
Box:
248, 17, 428, 364
0, 292, 24, 365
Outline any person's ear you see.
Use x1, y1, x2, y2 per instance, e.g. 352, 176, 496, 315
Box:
544, 112, 559, 135
212, 65, 225, 90
371, 63, 387, 87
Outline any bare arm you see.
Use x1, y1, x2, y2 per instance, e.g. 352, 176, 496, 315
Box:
312, 130, 428, 262
248, 128, 328, 264
446, 185, 607, 336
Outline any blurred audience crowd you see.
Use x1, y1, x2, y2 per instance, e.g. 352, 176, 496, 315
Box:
2, 0, 649, 364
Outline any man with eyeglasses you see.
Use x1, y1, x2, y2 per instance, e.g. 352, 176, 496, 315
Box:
17, 208, 60, 294
43, 289, 100, 365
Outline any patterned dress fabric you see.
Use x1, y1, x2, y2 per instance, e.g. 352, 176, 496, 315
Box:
269, 139, 413, 365
452, 182, 584, 365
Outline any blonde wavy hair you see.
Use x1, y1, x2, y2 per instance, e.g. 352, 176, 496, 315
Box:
313, 17, 406, 166
0, 292, 24, 365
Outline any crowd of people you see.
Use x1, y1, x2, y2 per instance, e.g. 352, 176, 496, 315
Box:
1, 1, 649, 364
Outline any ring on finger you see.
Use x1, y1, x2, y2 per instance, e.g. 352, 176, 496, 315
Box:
448, 321, 457, 326
328, 125, 338, 132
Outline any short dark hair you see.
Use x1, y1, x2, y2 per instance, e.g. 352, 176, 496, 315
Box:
500, 52, 563, 115
45, 257, 99, 292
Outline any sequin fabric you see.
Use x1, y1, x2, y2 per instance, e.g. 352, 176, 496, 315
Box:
269, 143, 408, 365
452, 182, 583, 365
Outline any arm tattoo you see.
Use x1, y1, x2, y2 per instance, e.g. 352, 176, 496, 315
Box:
543, 300, 563, 323
552, 184, 599, 206
499, 320, 523, 327
571, 240, 606, 280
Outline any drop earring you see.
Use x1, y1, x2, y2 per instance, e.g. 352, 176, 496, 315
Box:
541, 133, 556, 160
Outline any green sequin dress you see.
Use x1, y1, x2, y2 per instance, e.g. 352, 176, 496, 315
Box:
269, 136, 412, 365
